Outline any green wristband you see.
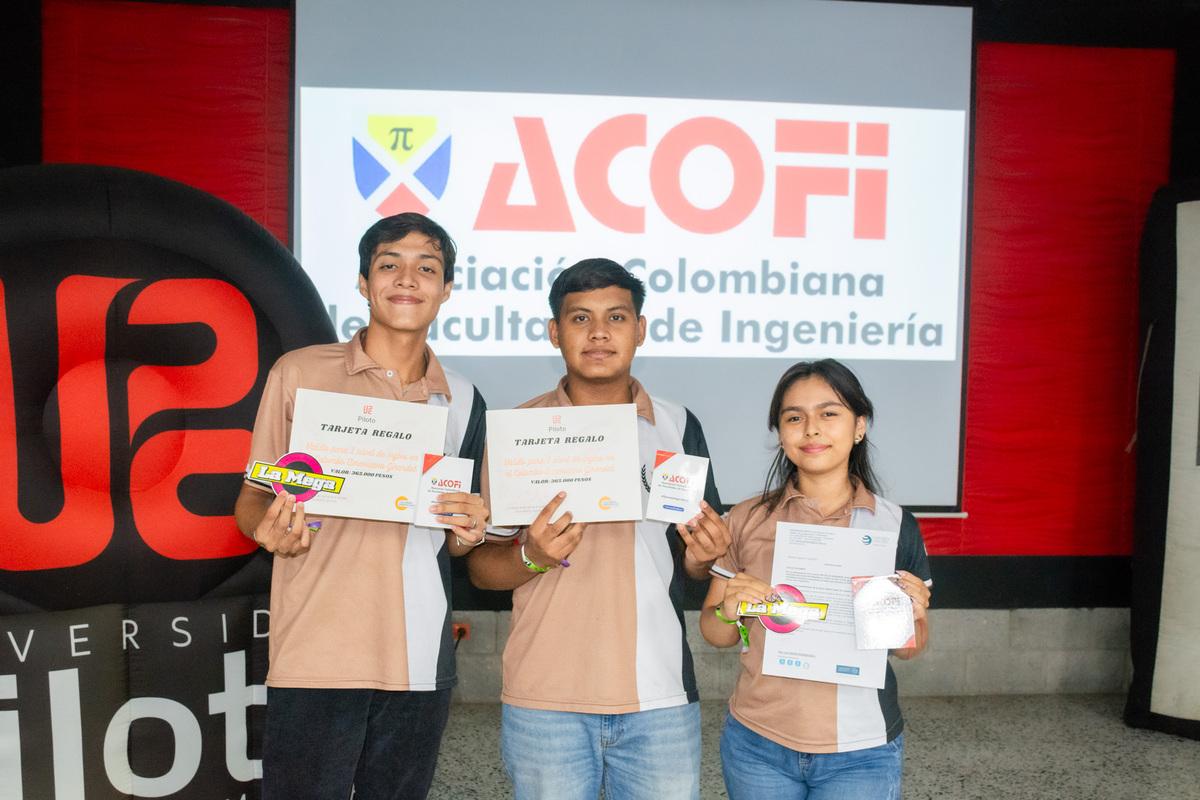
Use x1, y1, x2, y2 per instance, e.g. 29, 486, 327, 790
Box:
713, 605, 751, 650
520, 544, 550, 574
713, 605, 738, 624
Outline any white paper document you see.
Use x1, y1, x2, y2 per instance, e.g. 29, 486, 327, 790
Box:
761, 522, 899, 688
413, 455, 475, 529
486, 404, 641, 526
645, 450, 709, 524
284, 389, 448, 522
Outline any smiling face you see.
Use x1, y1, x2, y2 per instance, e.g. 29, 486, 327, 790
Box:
548, 284, 646, 385
356, 232, 452, 334
777, 376, 867, 482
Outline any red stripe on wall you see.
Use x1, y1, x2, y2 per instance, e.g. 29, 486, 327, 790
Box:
920, 43, 1174, 556
41, 0, 291, 244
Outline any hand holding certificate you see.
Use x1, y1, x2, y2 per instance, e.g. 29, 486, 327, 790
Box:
486, 404, 642, 526
252, 389, 448, 523
760, 521, 900, 689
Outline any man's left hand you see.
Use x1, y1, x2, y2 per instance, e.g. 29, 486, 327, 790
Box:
677, 501, 731, 572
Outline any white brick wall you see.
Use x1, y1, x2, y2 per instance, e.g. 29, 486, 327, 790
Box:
449, 608, 1131, 702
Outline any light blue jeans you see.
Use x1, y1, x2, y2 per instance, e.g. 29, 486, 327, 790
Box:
500, 702, 701, 800
720, 713, 903, 800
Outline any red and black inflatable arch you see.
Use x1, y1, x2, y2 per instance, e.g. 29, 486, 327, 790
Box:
0, 165, 333, 798
0, 164, 333, 611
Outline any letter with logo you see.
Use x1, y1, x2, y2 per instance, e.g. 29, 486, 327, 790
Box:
287, 388, 448, 522
645, 449, 709, 524
760, 521, 898, 688
486, 404, 641, 526
412, 454, 475, 529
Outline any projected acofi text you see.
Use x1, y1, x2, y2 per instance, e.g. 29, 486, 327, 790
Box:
300, 88, 966, 361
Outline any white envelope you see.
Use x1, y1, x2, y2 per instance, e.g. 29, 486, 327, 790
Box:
413, 454, 475, 529
645, 450, 709, 524
852, 575, 916, 650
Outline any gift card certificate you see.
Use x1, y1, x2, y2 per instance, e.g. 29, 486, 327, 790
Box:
762, 522, 898, 689
486, 404, 641, 526
289, 388, 448, 522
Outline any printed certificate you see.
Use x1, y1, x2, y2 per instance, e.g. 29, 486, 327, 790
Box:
486, 404, 641, 526
284, 388, 448, 522
761, 522, 899, 689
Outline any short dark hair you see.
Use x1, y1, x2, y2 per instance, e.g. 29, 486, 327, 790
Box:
357, 213, 456, 284
548, 258, 645, 319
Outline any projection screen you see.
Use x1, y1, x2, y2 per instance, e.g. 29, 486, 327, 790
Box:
294, 0, 973, 508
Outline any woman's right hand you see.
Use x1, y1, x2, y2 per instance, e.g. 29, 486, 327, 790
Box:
720, 572, 778, 620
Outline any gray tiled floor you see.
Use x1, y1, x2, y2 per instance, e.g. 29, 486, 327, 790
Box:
430, 695, 1200, 799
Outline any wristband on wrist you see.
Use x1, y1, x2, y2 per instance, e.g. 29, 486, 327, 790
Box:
713, 605, 751, 651
520, 544, 550, 574
713, 605, 738, 624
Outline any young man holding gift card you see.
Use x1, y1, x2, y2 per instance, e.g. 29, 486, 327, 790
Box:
469, 258, 729, 800
234, 213, 489, 800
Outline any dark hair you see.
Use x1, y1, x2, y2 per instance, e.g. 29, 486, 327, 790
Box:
548, 258, 646, 319
756, 359, 880, 513
357, 212, 457, 284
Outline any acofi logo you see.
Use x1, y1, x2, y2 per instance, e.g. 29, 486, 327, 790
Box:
352, 115, 451, 217
353, 112, 888, 238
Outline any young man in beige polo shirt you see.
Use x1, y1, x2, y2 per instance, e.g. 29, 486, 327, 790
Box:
469, 258, 731, 800
234, 213, 490, 800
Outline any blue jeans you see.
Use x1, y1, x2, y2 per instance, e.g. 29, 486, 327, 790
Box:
501, 702, 701, 800
720, 713, 903, 800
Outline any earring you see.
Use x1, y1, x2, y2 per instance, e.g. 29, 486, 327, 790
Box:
854, 436, 863, 444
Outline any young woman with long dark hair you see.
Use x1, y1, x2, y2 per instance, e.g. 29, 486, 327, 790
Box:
700, 359, 932, 799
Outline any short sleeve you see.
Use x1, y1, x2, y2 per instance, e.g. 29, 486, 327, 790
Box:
681, 407, 724, 512
895, 509, 932, 585
459, 387, 487, 492
713, 504, 746, 575
244, 358, 295, 492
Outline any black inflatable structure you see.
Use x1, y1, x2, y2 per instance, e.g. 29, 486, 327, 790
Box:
0, 164, 333, 797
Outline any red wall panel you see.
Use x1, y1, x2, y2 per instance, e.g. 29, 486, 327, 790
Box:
39, 7, 1176, 557
41, 0, 291, 243
920, 43, 1174, 556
